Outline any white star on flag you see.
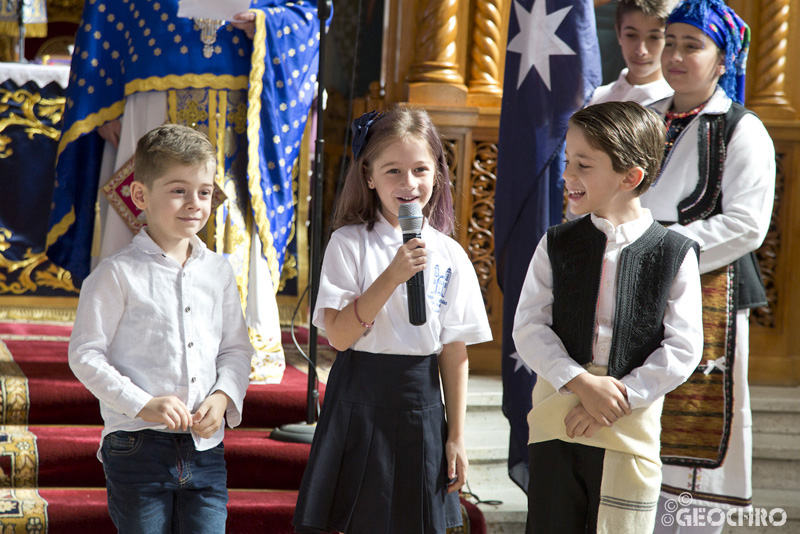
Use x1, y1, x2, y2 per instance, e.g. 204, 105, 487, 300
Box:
506, 0, 575, 91
509, 351, 533, 375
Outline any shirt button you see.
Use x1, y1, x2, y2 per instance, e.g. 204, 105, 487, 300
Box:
185, 306, 190, 313
188, 342, 194, 348
191, 377, 197, 383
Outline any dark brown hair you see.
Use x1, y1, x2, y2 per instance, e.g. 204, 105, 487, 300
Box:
569, 101, 665, 195
332, 106, 455, 234
134, 124, 216, 188
616, 0, 676, 29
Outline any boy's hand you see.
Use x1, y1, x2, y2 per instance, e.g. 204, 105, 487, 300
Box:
445, 436, 468, 494
137, 396, 193, 431
385, 238, 427, 286
191, 391, 230, 439
565, 404, 604, 438
565, 373, 631, 427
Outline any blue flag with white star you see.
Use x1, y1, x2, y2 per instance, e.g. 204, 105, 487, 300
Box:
495, 0, 601, 492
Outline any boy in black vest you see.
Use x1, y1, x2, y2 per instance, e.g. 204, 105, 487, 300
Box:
513, 101, 704, 534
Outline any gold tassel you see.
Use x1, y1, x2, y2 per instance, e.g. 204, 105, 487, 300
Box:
91, 201, 102, 258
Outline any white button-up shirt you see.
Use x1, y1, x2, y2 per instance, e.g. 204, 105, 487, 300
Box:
313, 213, 492, 355
513, 210, 703, 409
588, 68, 674, 107
69, 229, 253, 454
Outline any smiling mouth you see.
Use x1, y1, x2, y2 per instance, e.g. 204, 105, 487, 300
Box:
397, 196, 419, 202
566, 190, 585, 200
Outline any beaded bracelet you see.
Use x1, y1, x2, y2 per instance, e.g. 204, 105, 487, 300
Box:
353, 297, 374, 328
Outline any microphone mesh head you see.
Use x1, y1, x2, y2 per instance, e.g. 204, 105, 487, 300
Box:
397, 203, 424, 233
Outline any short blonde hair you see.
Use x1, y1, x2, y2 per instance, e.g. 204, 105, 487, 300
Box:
134, 124, 216, 188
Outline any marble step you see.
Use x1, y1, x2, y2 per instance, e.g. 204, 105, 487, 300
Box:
750, 385, 800, 435
752, 432, 800, 491
720, 488, 800, 534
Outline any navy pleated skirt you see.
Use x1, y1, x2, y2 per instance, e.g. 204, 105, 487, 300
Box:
293, 349, 462, 534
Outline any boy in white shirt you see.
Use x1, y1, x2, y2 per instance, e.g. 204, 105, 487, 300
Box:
69, 124, 253, 533
513, 102, 703, 534
589, 0, 676, 106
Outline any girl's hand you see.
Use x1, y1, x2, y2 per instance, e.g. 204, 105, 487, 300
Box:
231, 12, 256, 39
385, 238, 427, 286
445, 436, 468, 493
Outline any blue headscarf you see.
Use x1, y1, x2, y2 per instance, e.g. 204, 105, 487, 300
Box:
667, 0, 750, 104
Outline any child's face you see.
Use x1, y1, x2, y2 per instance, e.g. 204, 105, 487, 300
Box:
563, 126, 640, 224
616, 11, 666, 85
132, 161, 215, 249
367, 136, 436, 228
662, 23, 724, 100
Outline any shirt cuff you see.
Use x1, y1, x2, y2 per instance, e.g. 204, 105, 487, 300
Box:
113, 383, 152, 420
553, 366, 588, 396
620, 376, 649, 410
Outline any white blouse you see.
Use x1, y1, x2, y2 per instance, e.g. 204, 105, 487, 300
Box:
314, 213, 492, 355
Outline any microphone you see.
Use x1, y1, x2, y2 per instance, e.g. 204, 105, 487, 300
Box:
397, 203, 427, 326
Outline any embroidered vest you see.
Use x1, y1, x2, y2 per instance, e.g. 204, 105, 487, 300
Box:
676, 103, 768, 309
548, 216, 698, 379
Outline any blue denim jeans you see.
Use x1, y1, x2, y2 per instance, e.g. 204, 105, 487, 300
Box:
101, 430, 228, 534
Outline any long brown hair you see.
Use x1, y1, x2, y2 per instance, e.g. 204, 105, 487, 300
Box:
332, 107, 455, 235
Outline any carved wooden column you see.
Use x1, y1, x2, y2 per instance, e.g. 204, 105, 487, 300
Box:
748, 0, 796, 119
406, 0, 468, 105
467, 0, 504, 107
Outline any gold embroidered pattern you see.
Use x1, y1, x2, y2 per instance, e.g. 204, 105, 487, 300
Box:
0, 488, 48, 531
0, 89, 64, 159
246, 10, 281, 292
0, 427, 39, 488
0, 342, 29, 426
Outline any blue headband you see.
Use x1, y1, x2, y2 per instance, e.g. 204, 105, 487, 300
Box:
668, 0, 750, 104
350, 110, 384, 160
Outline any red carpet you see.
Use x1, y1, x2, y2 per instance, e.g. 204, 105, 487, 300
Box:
31, 426, 311, 489
0, 321, 486, 533
2, 337, 324, 427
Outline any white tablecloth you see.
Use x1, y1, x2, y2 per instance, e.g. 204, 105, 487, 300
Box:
0, 62, 70, 89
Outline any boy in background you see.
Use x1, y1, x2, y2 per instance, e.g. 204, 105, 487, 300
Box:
69, 124, 253, 533
590, 0, 677, 106
514, 102, 703, 534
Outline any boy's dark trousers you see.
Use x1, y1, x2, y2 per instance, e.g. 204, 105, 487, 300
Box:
526, 439, 606, 534
101, 429, 228, 534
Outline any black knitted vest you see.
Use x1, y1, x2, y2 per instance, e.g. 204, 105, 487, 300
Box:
548, 216, 699, 379
676, 103, 767, 309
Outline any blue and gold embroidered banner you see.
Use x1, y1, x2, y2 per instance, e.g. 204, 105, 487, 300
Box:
47, 0, 324, 287
0, 0, 48, 38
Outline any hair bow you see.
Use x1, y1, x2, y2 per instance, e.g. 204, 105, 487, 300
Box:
350, 110, 383, 160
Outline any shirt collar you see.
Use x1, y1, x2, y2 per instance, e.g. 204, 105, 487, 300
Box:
651, 86, 731, 117
373, 210, 430, 244
616, 68, 632, 89
133, 228, 207, 261
590, 209, 654, 245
